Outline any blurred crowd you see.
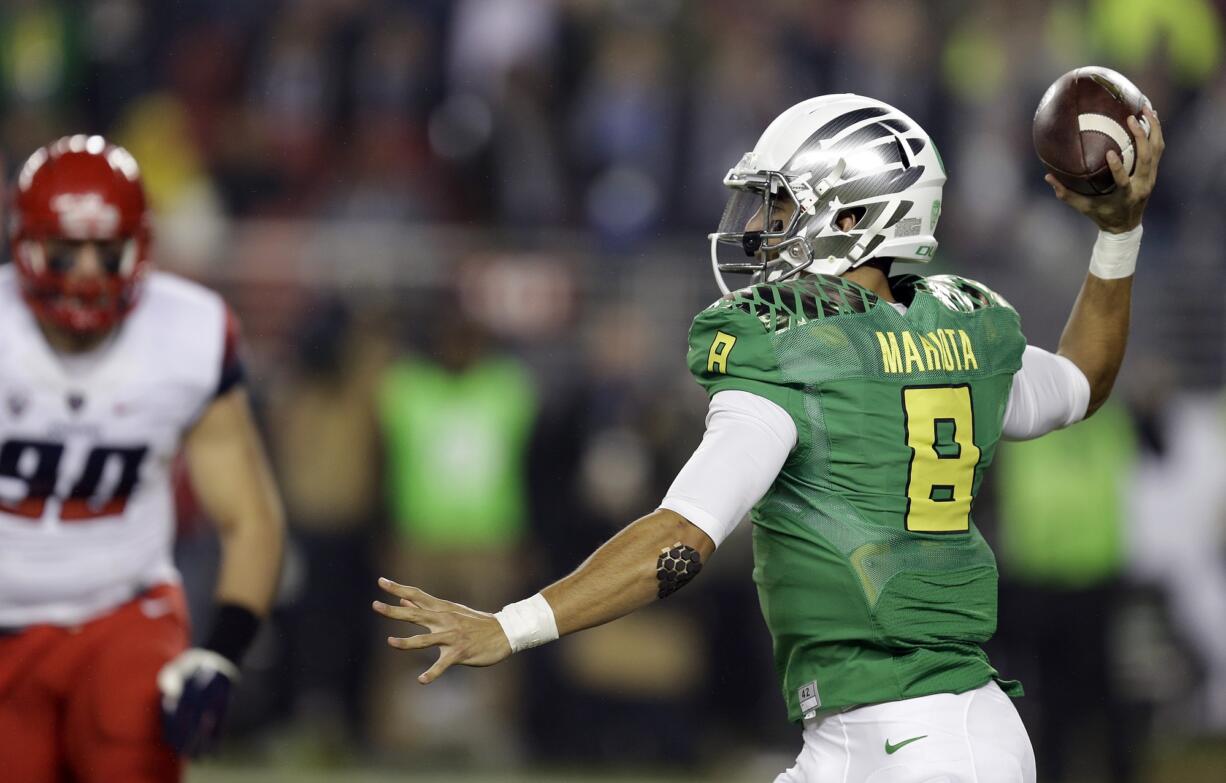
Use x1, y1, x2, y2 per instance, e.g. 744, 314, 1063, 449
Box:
2, 0, 1226, 780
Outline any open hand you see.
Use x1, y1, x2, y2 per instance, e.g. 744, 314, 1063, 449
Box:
1046, 105, 1164, 234
372, 577, 512, 683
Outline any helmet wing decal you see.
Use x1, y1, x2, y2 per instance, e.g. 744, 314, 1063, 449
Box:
829, 167, 923, 205
786, 121, 896, 174
784, 106, 890, 167
839, 138, 908, 180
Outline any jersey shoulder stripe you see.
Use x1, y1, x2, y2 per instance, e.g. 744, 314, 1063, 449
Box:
710, 275, 878, 333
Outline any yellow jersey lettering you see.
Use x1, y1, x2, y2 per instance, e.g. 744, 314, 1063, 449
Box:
876, 331, 902, 374
919, 333, 942, 371
959, 330, 979, 370
943, 329, 963, 371
901, 331, 925, 374
930, 331, 955, 371
707, 331, 737, 374
879, 329, 982, 375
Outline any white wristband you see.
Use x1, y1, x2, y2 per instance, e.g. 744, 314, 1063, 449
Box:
494, 593, 559, 654
1088, 224, 1142, 280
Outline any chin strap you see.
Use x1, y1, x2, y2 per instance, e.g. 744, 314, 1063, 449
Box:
847, 229, 877, 265
806, 255, 854, 278
791, 159, 847, 216
710, 233, 732, 295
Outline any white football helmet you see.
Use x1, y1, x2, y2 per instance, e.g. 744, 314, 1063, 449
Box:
709, 94, 946, 294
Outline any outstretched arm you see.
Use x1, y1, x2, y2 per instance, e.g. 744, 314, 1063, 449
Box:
542, 509, 715, 633
1049, 106, 1164, 416
375, 390, 796, 683
374, 509, 714, 683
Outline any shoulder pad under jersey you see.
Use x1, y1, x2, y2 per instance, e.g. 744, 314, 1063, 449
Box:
713, 275, 878, 333
897, 274, 1015, 314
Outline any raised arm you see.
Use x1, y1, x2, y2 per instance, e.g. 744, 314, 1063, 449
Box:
1048, 106, 1164, 416
1056, 269, 1133, 417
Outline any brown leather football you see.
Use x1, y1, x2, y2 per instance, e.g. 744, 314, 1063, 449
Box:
1033, 66, 1151, 196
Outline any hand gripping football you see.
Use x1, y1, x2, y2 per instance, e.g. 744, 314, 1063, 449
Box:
1033, 66, 1151, 196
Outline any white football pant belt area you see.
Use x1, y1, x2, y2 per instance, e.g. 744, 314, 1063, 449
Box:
773, 682, 1036, 783
659, 347, 1090, 547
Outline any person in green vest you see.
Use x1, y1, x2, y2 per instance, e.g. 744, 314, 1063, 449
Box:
371, 306, 536, 759
379, 326, 536, 553
993, 403, 1144, 783
374, 93, 1164, 781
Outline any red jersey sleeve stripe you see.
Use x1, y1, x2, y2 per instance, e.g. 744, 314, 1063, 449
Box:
216, 306, 245, 397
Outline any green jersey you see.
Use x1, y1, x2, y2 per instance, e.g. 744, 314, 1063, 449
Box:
686, 273, 1026, 721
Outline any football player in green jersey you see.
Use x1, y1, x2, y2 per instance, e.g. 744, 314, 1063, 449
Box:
374, 94, 1163, 782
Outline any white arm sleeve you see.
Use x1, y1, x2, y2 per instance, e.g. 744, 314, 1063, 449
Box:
659, 390, 797, 547
1001, 345, 1092, 441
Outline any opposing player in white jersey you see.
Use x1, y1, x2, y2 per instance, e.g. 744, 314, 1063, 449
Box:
0, 136, 284, 782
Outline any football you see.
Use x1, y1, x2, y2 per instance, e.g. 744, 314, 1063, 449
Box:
1032, 66, 1152, 196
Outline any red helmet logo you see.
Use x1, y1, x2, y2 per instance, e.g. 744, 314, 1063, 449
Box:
9, 135, 151, 334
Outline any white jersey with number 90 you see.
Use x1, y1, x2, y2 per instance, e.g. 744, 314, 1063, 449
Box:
0, 265, 232, 627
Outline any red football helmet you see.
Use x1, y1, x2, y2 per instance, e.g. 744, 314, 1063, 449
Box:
9, 135, 152, 334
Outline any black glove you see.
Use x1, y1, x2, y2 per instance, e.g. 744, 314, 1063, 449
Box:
157, 648, 240, 757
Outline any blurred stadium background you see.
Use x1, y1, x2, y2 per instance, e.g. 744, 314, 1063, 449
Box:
3, 0, 1226, 781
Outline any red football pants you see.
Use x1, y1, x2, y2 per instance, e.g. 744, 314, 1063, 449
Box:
0, 584, 189, 783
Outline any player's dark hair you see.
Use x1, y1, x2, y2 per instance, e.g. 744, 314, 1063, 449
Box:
864, 257, 893, 276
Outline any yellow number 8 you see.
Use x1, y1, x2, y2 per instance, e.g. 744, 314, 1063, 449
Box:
902, 385, 980, 533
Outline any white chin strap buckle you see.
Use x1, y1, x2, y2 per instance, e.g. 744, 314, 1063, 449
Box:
791, 159, 846, 216
814, 158, 846, 198
848, 233, 872, 263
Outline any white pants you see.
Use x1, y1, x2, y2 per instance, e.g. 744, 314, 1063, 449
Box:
774, 682, 1036, 783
